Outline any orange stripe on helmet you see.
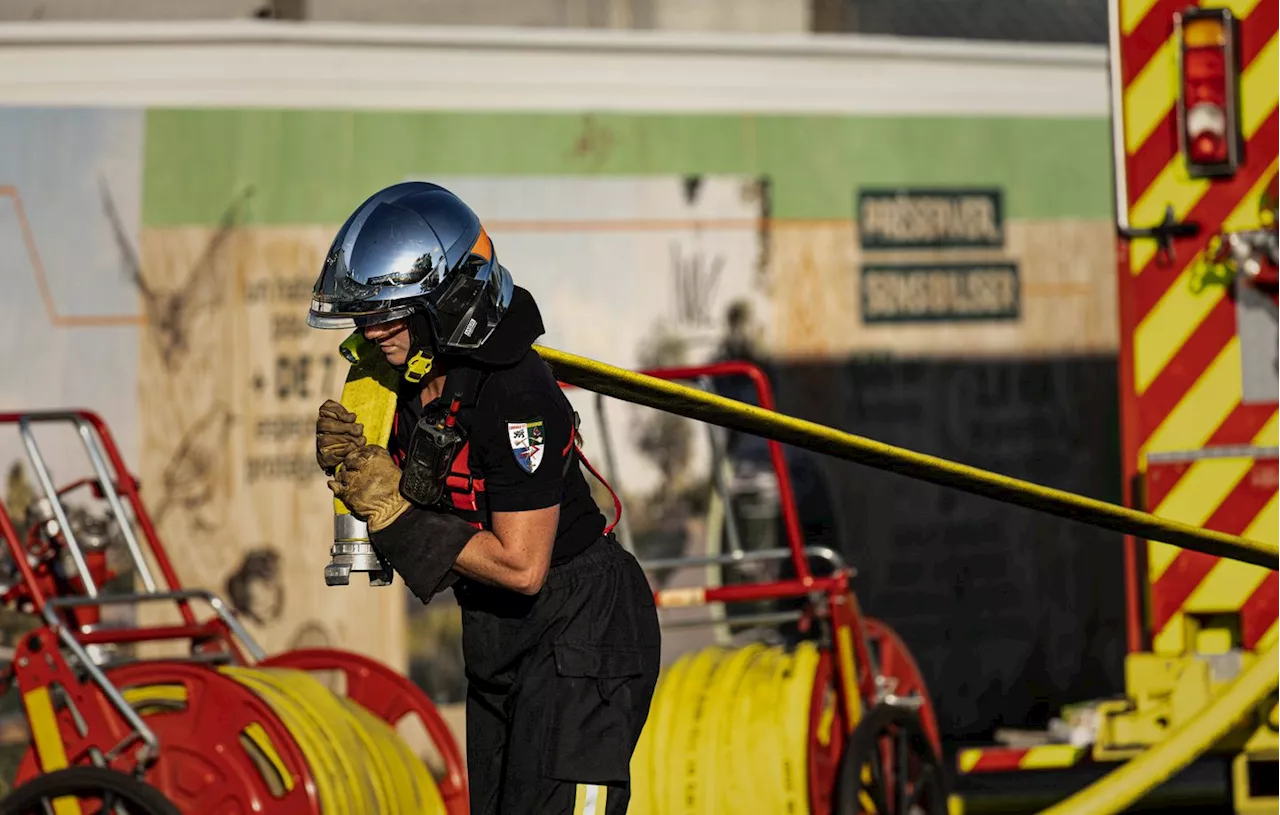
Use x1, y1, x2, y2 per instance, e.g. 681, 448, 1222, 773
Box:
470, 227, 494, 262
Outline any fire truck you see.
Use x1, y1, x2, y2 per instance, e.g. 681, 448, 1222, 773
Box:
949, 1, 1278, 812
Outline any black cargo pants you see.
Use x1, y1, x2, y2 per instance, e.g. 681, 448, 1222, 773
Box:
456, 534, 661, 814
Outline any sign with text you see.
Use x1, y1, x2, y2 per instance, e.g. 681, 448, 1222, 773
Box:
861, 263, 1021, 324
858, 188, 1004, 249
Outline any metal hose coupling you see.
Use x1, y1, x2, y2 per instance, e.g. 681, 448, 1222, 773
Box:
326, 512, 394, 587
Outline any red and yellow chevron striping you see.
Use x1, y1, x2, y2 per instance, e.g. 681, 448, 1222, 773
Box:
1146, 456, 1278, 653
1115, 0, 1278, 658
956, 745, 1090, 775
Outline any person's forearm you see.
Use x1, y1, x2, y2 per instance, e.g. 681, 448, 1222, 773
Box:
452, 531, 548, 595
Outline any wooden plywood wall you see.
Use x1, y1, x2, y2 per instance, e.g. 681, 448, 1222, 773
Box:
769, 219, 1117, 360
134, 225, 406, 671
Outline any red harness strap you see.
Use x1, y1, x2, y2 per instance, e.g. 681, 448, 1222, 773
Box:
445, 442, 482, 506
390, 412, 405, 466
445, 442, 486, 530
561, 426, 623, 535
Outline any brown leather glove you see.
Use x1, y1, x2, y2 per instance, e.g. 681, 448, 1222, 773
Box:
316, 399, 366, 473
327, 445, 409, 532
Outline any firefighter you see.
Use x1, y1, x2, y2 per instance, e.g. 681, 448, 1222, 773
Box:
307, 181, 660, 815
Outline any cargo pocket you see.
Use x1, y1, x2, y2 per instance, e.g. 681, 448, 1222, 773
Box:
541, 639, 652, 786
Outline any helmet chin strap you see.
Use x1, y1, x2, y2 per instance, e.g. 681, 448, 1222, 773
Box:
401, 310, 438, 384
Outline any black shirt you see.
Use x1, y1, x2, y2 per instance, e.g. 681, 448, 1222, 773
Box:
389, 291, 606, 566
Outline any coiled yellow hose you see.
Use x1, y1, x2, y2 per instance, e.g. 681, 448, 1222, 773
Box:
122, 666, 446, 815
629, 641, 821, 814
221, 667, 446, 815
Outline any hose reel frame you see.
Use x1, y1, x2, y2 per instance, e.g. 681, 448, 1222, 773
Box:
0, 410, 468, 815
561, 361, 946, 814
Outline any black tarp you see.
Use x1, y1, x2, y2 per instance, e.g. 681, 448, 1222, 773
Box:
716, 354, 1127, 741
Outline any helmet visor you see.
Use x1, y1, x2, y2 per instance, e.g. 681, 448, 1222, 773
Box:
306, 299, 417, 330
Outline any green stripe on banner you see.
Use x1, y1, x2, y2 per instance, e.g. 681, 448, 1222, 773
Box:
142, 109, 1111, 227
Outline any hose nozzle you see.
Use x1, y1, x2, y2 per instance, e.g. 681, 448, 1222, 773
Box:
325, 513, 393, 586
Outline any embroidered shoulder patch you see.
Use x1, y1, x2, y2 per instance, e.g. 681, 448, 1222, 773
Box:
507, 419, 545, 474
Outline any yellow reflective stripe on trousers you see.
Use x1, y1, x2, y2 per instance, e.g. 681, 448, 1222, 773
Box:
574, 783, 608, 815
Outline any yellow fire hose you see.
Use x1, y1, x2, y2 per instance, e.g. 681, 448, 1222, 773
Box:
1041, 643, 1279, 815
121, 668, 446, 815
535, 345, 1277, 569
334, 333, 403, 517
629, 641, 820, 814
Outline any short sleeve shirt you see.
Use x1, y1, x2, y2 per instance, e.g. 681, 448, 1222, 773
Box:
392, 350, 606, 564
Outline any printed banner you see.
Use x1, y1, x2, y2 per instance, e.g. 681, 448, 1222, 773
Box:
857, 188, 1005, 250
860, 263, 1021, 323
